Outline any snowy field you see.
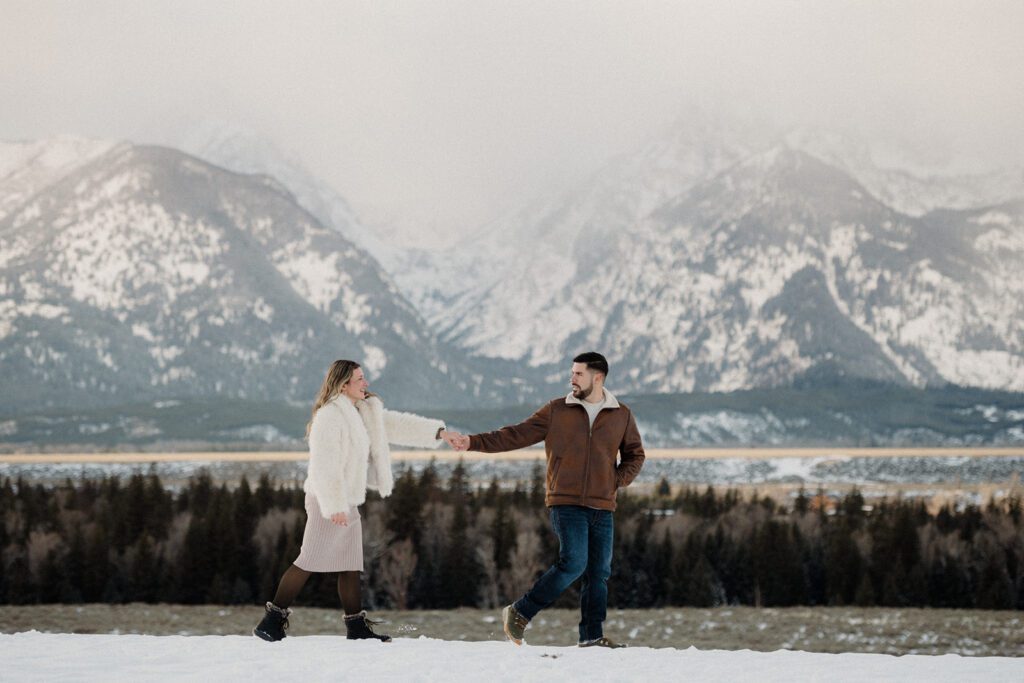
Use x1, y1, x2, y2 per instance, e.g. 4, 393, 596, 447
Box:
4, 604, 1022, 657
2, 631, 1021, 682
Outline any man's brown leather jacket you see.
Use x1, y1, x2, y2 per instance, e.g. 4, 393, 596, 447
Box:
468, 391, 645, 511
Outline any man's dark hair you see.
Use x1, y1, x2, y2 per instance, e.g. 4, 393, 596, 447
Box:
573, 351, 609, 378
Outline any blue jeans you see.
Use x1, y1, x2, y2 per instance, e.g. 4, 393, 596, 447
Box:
513, 505, 614, 642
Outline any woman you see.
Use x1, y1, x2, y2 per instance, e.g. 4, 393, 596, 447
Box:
254, 359, 458, 642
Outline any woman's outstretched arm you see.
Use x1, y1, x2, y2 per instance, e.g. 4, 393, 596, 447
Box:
382, 408, 447, 448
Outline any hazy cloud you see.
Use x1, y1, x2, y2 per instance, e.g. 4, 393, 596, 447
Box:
2, 0, 1022, 230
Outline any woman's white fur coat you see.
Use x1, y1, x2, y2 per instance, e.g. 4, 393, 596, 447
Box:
304, 395, 444, 518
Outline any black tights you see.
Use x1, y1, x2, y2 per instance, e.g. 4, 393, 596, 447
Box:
271, 564, 362, 615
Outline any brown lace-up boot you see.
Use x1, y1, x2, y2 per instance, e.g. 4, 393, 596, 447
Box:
579, 636, 626, 649
501, 604, 530, 645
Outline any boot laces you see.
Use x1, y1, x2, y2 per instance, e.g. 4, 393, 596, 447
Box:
267, 602, 290, 632
581, 636, 624, 648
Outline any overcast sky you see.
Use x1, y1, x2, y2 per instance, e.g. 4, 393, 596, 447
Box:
3, 0, 1023, 231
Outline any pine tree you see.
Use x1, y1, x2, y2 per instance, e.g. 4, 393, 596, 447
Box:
627, 512, 656, 606
418, 459, 441, 503
529, 462, 545, 507
438, 463, 481, 607
4, 552, 33, 604
205, 486, 241, 603
481, 477, 500, 507
176, 515, 211, 604
853, 570, 875, 606
38, 548, 65, 603
653, 530, 674, 607
145, 472, 172, 540
118, 474, 148, 550
668, 533, 695, 605
231, 477, 259, 601
60, 523, 87, 603
975, 541, 1014, 609
386, 468, 424, 547
751, 520, 805, 606
128, 534, 161, 603
794, 487, 809, 514
824, 519, 862, 605
491, 495, 516, 571
82, 526, 112, 602
254, 473, 276, 515
688, 553, 718, 607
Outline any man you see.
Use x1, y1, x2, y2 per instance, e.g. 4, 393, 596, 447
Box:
451, 352, 645, 648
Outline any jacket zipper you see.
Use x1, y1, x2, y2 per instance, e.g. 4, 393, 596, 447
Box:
581, 407, 596, 505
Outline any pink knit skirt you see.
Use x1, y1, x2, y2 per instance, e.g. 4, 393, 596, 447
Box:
293, 493, 364, 572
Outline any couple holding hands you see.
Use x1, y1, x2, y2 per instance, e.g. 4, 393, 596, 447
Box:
255, 352, 646, 647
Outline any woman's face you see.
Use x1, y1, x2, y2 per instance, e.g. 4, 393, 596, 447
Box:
341, 367, 369, 402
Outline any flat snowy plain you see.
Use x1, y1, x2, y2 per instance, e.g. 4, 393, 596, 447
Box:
3, 632, 1021, 682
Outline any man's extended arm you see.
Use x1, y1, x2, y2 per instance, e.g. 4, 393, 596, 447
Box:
466, 401, 553, 453
615, 409, 646, 487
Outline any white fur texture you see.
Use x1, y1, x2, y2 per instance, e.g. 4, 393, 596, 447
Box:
304, 395, 444, 518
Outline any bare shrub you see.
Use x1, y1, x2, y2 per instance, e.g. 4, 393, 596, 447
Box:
252, 508, 301, 560
475, 537, 500, 608
793, 511, 822, 540
419, 501, 453, 566
162, 512, 193, 561
57, 508, 87, 531
361, 502, 392, 563
378, 538, 418, 610
26, 530, 63, 576
499, 530, 543, 600
663, 512, 703, 543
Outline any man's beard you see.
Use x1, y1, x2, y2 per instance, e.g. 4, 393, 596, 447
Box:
572, 384, 592, 400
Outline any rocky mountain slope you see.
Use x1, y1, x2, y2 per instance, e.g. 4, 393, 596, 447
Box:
3, 120, 1023, 422
0, 141, 512, 411
422, 133, 1024, 394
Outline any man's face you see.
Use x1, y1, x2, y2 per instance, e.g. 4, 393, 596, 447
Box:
570, 362, 595, 400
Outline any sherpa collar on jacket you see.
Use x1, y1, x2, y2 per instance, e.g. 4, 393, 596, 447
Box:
565, 388, 620, 410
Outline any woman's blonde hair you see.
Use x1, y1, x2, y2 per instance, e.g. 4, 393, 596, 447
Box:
305, 359, 361, 438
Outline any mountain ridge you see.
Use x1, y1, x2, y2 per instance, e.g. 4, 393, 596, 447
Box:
2, 125, 1023, 417
0, 142, 515, 411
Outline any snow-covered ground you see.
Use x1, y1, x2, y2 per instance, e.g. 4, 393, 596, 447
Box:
2, 632, 1020, 682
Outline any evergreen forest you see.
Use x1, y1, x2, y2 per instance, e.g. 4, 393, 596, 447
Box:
1, 463, 1022, 611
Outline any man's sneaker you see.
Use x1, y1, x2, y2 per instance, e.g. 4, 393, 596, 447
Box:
344, 610, 392, 642
579, 636, 627, 649
501, 604, 529, 645
253, 602, 291, 642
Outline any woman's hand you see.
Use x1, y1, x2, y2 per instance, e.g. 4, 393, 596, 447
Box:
441, 430, 471, 451
330, 511, 349, 526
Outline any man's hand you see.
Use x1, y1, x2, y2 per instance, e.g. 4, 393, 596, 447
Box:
450, 433, 471, 451
330, 511, 349, 526
441, 430, 466, 450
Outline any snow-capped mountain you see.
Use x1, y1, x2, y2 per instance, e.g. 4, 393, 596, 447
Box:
0, 140, 510, 411
4, 119, 1023, 418
0, 136, 118, 222
783, 128, 1024, 217
397, 112, 771, 332
175, 122, 402, 269
428, 141, 1024, 393
176, 117, 1024, 397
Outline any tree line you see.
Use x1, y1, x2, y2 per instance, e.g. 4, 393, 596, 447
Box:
1, 463, 1022, 610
